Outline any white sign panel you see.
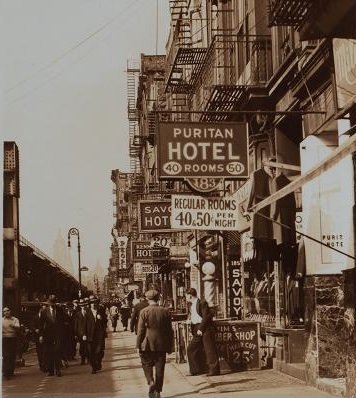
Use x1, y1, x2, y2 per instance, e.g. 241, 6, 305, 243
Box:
141, 264, 159, 274
301, 135, 354, 274
171, 194, 238, 230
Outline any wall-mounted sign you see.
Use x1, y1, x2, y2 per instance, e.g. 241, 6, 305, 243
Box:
171, 194, 238, 230
138, 200, 173, 232
228, 260, 243, 319
157, 122, 248, 180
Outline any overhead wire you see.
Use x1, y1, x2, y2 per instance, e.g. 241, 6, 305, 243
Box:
5, 0, 142, 98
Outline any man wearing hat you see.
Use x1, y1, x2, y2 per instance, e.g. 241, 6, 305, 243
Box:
130, 294, 148, 335
72, 299, 80, 314
74, 299, 88, 365
39, 295, 65, 376
136, 290, 174, 398
82, 296, 106, 374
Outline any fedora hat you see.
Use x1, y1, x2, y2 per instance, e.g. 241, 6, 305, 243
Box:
89, 295, 99, 303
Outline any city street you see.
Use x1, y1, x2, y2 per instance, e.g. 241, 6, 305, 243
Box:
3, 324, 335, 398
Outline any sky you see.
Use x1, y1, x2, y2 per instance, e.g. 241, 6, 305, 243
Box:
1, 0, 170, 271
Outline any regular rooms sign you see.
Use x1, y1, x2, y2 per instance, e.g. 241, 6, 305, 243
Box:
157, 122, 248, 179
171, 194, 238, 231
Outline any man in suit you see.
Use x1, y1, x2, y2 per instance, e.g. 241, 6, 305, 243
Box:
136, 290, 174, 398
83, 296, 106, 374
130, 294, 148, 334
74, 299, 88, 365
186, 288, 220, 376
39, 295, 65, 377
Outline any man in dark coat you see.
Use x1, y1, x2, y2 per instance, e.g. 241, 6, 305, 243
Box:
136, 290, 174, 398
39, 295, 65, 377
186, 288, 220, 376
130, 295, 148, 334
83, 296, 106, 374
74, 299, 88, 365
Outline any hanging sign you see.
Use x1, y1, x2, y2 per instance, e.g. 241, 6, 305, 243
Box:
171, 194, 238, 230
138, 200, 173, 232
132, 241, 169, 262
157, 122, 249, 180
232, 179, 252, 232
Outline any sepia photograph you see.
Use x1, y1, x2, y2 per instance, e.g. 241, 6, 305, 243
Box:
2, 1, 356, 397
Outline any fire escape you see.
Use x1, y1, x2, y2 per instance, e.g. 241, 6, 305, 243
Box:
127, 60, 141, 174
165, 0, 207, 118
197, 34, 273, 121
268, 0, 356, 39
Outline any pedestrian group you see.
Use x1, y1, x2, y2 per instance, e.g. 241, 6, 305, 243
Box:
3, 287, 221, 398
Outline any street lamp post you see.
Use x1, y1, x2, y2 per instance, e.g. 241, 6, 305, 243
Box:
68, 227, 82, 298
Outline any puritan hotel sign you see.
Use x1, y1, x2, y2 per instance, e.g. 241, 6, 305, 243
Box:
157, 122, 248, 179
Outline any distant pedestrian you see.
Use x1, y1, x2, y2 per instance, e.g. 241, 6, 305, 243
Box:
39, 295, 65, 377
120, 300, 130, 331
130, 294, 148, 334
34, 304, 47, 372
2, 307, 21, 379
136, 290, 174, 398
62, 303, 76, 363
74, 299, 88, 365
83, 296, 106, 374
109, 303, 119, 332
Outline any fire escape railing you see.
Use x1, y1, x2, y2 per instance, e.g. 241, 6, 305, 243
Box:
268, 0, 312, 27
193, 34, 272, 121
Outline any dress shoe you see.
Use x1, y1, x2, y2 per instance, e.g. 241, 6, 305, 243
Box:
80, 359, 85, 365
56, 371, 62, 377
47, 372, 54, 376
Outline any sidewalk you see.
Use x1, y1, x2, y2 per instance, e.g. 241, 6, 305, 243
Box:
169, 357, 337, 397
5, 328, 338, 398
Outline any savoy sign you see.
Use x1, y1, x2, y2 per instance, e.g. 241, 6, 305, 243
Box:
157, 122, 248, 179
138, 200, 173, 232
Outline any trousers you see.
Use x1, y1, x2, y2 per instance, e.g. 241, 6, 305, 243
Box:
2, 337, 17, 376
139, 351, 166, 393
187, 324, 220, 375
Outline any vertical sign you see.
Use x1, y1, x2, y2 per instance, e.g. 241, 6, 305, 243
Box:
229, 260, 243, 319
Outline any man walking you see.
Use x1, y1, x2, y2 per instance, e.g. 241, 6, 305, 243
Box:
39, 295, 65, 377
2, 307, 20, 379
74, 299, 88, 365
130, 294, 148, 334
83, 296, 106, 374
186, 288, 220, 376
136, 290, 174, 398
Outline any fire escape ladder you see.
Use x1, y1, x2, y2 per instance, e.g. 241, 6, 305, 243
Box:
127, 61, 141, 175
